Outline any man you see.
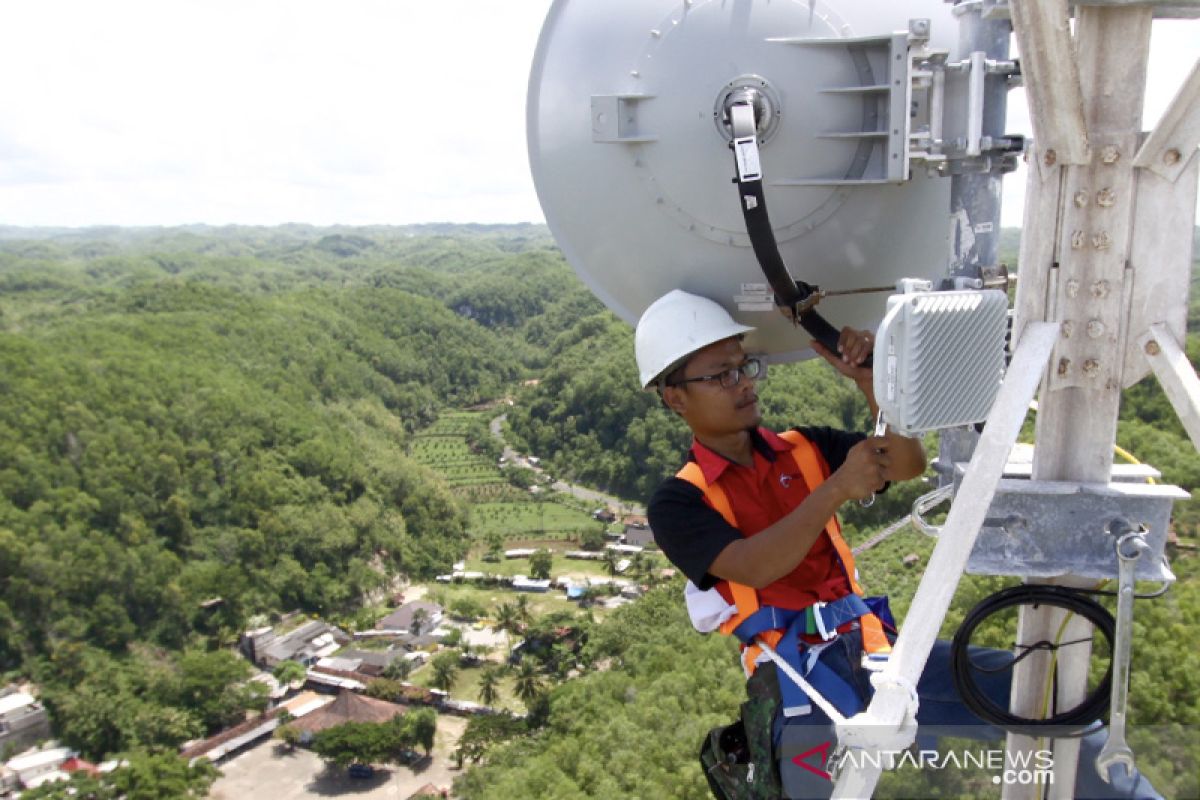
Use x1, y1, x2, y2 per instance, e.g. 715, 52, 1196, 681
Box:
638, 289, 1159, 800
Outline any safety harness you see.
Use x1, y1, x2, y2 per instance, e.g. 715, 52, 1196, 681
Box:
677, 429, 893, 718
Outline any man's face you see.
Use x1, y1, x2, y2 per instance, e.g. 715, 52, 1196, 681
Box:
662, 337, 762, 436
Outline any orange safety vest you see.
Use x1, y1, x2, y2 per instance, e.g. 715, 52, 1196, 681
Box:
676, 429, 891, 676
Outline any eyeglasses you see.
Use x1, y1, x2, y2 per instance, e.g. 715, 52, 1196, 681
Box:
669, 358, 764, 389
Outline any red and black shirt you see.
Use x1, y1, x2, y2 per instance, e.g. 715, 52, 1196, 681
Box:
648, 426, 866, 611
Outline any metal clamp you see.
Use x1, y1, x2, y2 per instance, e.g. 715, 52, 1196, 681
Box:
859, 411, 890, 508
911, 484, 954, 536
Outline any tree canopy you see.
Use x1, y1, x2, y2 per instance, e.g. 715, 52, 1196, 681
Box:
0, 225, 565, 758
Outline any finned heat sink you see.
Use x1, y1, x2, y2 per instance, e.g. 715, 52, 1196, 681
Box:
874, 289, 1009, 435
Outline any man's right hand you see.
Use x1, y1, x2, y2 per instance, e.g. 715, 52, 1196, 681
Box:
830, 436, 890, 502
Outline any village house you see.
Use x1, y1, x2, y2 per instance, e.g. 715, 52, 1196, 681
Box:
179, 691, 332, 764
503, 548, 537, 559
4, 745, 74, 792
335, 648, 408, 678
240, 617, 351, 668
376, 601, 444, 635
288, 690, 407, 743
512, 575, 551, 593
622, 524, 656, 549
0, 688, 51, 754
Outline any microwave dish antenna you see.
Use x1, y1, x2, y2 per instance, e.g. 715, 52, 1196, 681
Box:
528, 0, 961, 361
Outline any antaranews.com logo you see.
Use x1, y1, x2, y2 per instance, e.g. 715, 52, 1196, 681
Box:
790, 741, 1055, 788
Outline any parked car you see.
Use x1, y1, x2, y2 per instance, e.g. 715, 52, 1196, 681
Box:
348, 764, 375, 779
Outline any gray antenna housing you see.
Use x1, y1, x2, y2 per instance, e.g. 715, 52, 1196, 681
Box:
527, 0, 965, 361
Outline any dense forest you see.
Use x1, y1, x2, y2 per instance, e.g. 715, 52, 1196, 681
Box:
0, 225, 597, 759
1, 225, 1197, 797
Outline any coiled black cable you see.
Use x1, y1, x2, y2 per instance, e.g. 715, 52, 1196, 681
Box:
950, 584, 1115, 737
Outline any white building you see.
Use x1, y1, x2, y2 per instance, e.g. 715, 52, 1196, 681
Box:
504, 548, 538, 559
512, 575, 552, 593
0, 690, 51, 753
5, 745, 74, 789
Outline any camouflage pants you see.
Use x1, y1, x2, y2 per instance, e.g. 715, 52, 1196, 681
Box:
699, 660, 787, 799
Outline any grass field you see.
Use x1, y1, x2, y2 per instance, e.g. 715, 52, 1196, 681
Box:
421, 582, 589, 624
408, 659, 527, 713
468, 501, 600, 538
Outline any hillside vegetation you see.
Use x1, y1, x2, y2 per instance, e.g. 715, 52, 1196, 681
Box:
0, 225, 593, 757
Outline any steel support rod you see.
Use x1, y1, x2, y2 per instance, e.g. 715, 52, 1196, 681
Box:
1141, 324, 1200, 451
831, 321, 1060, 800
1132, 57, 1200, 182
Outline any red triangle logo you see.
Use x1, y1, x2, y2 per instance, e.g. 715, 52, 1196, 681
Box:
791, 740, 834, 781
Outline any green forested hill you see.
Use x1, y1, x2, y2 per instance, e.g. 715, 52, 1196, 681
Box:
508, 232, 1200, 531
0, 226, 576, 757
1, 284, 511, 649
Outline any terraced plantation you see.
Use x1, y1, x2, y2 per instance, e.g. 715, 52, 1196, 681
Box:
407, 411, 519, 502
408, 410, 602, 539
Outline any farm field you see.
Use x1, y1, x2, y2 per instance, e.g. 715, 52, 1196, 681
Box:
468, 500, 600, 538
408, 411, 506, 492
422, 582, 594, 625
409, 410, 612, 537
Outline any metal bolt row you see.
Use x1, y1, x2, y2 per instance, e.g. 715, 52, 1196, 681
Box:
1042, 145, 1141, 167
1073, 188, 1117, 208
1060, 319, 1108, 339
1057, 357, 1105, 378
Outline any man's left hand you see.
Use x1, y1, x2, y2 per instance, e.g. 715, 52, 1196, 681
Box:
811, 327, 874, 383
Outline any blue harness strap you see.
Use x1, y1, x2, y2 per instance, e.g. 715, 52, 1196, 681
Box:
731, 595, 874, 718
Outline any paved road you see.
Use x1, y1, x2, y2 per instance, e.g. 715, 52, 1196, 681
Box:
489, 413, 521, 465
489, 413, 645, 516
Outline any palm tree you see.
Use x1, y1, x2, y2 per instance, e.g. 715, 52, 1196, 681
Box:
603, 549, 621, 578
478, 666, 502, 707
514, 594, 532, 626
492, 601, 521, 654
632, 552, 654, 584
512, 660, 543, 708
430, 650, 459, 694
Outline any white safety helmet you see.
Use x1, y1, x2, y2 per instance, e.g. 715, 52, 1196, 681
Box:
635, 289, 755, 390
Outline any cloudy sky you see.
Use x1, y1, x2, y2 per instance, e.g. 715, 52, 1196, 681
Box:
0, 1, 1195, 228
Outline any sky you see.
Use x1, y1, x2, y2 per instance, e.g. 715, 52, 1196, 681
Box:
0, 1, 1195, 229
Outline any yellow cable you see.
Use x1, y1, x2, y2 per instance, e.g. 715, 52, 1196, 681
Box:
1028, 400, 1156, 484
1113, 443, 1157, 484
1038, 579, 1109, 728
